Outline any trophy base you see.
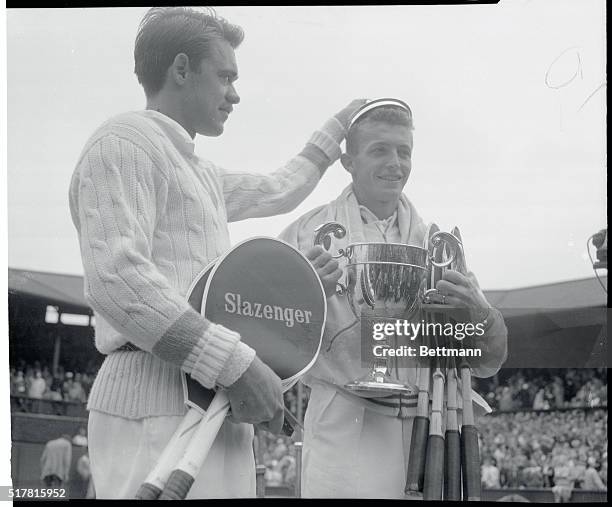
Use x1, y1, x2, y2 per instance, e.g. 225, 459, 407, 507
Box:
345, 373, 416, 397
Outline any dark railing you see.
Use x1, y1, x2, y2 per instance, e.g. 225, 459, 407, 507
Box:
485, 404, 607, 416
10, 395, 88, 418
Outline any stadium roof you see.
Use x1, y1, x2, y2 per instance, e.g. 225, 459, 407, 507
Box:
8, 268, 90, 311
8, 267, 607, 312
484, 275, 608, 310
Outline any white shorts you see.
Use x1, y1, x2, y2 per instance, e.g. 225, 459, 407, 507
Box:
301, 385, 415, 498
88, 410, 255, 499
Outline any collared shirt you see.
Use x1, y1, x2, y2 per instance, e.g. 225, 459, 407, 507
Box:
358, 205, 402, 243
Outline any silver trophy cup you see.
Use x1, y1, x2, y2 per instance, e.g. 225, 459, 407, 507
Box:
314, 222, 431, 396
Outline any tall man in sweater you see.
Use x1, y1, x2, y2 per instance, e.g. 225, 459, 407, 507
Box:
280, 99, 508, 498
69, 7, 362, 499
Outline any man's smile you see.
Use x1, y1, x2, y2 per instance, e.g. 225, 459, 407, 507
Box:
377, 174, 404, 182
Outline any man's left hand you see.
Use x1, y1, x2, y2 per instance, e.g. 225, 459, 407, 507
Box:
435, 270, 491, 322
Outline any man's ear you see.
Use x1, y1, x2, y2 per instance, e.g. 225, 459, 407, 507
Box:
340, 153, 353, 174
169, 53, 190, 86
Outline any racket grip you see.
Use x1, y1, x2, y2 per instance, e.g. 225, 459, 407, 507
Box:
461, 424, 481, 501
135, 407, 202, 499
158, 470, 195, 500
159, 391, 230, 499
444, 429, 461, 501
405, 416, 429, 495
423, 434, 444, 501
134, 482, 162, 500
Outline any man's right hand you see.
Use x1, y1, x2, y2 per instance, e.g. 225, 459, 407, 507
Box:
334, 98, 368, 130
225, 355, 284, 434
306, 245, 343, 298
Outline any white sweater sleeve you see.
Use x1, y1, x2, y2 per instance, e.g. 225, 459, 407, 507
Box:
221, 117, 346, 222
70, 131, 254, 388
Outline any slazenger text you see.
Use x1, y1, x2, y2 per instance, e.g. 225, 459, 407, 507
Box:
224, 292, 313, 328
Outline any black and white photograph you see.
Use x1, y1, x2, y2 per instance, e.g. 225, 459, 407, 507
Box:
1, 2, 607, 501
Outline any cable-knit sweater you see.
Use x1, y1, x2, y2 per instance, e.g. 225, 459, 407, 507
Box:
69, 109, 345, 419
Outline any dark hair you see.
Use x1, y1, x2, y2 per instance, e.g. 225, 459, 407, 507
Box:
346, 106, 414, 155
134, 7, 244, 97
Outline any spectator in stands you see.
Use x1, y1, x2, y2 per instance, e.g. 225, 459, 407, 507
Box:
73, 427, 88, 447
62, 372, 74, 399
551, 376, 565, 408
75, 453, 96, 499
278, 444, 297, 487
482, 457, 501, 489
12, 370, 26, 396
499, 387, 514, 411
42, 376, 62, 399
40, 434, 72, 488
43, 382, 64, 402
532, 387, 547, 410
543, 457, 555, 488
28, 370, 47, 399
68, 374, 87, 403
582, 457, 606, 491
599, 459, 607, 487
42, 366, 53, 390
24, 366, 34, 392
80, 372, 94, 397
551, 454, 574, 503
264, 461, 284, 487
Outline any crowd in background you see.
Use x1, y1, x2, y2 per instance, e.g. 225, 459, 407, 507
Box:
479, 409, 607, 493
10, 359, 608, 493
475, 368, 607, 411
9, 359, 96, 404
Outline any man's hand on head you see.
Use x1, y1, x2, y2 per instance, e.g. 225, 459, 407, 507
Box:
224, 356, 284, 435
334, 99, 369, 130
306, 245, 343, 298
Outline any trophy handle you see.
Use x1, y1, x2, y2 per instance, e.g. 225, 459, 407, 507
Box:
313, 222, 348, 295
314, 222, 348, 259
427, 231, 463, 269
424, 229, 466, 304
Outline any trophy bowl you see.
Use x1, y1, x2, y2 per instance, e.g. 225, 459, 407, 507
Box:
314, 223, 430, 396
342, 242, 429, 321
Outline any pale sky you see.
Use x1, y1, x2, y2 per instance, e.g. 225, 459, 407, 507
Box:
5, 2, 607, 291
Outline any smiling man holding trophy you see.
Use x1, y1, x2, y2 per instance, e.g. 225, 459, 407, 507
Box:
280, 98, 508, 498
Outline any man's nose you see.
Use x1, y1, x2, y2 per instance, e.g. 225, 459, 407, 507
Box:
387, 151, 402, 168
227, 84, 240, 105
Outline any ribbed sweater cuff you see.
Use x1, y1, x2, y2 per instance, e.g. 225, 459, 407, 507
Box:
183, 323, 247, 389
299, 144, 331, 174
216, 341, 256, 388
307, 117, 346, 163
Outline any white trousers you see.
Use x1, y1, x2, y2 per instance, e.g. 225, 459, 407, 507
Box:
88, 410, 255, 499
301, 385, 415, 498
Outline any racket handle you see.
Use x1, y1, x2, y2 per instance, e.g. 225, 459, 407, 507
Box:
159, 470, 195, 501
461, 424, 481, 501
134, 482, 161, 500
405, 416, 429, 495
135, 408, 202, 499
159, 391, 231, 500
423, 434, 444, 501
444, 429, 461, 501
